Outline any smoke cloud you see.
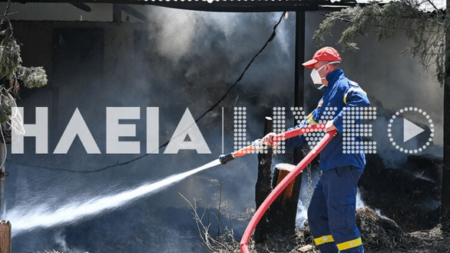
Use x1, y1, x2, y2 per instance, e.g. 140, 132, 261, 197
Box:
7, 7, 296, 252
4, 5, 443, 252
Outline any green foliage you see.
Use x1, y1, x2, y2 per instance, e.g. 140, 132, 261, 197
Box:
314, 0, 446, 85
17, 66, 48, 89
0, 102, 10, 123
0, 18, 48, 125
0, 29, 21, 80
0, 27, 48, 89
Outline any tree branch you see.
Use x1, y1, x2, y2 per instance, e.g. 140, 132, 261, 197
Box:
423, 0, 441, 14
0, 0, 11, 27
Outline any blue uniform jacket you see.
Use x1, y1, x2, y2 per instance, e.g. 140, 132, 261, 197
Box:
285, 69, 370, 171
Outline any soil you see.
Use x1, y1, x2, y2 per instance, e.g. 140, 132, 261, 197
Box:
289, 207, 450, 253
291, 228, 449, 253
245, 207, 449, 253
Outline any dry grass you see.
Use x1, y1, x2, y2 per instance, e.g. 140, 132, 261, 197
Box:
36, 204, 449, 253
182, 197, 449, 253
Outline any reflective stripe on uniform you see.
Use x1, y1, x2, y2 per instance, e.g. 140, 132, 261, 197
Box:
313, 235, 335, 246
306, 113, 317, 125
314, 235, 335, 246
343, 87, 367, 104
336, 237, 363, 251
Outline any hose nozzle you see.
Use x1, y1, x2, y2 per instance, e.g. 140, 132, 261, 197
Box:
219, 153, 235, 165
218, 125, 327, 167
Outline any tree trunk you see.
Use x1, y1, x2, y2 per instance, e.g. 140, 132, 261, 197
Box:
254, 117, 273, 243
269, 163, 302, 237
254, 10, 306, 242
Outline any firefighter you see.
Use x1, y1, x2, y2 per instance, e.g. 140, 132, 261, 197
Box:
262, 46, 369, 253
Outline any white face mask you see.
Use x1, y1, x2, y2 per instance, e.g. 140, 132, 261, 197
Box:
310, 64, 326, 84
310, 61, 340, 84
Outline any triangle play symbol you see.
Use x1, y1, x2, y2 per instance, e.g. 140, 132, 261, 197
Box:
403, 118, 424, 143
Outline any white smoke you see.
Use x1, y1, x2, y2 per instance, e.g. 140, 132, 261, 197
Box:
149, 8, 240, 65
356, 189, 365, 209
296, 189, 366, 230
54, 230, 88, 253
295, 200, 308, 230
148, 7, 291, 67
54, 230, 69, 251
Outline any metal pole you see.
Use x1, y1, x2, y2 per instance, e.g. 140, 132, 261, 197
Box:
0, 94, 5, 217
0, 140, 4, 217
294, 11, 305, 164
441, 0, 450, 231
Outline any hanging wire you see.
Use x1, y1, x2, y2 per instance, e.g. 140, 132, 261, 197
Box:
8, 11, 288, 173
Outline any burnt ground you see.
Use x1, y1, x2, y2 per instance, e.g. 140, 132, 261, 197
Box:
194, 206, 450, 253
358, 154, 443, 233
242, 207, 449, 253
28, 153, 448, 253
277, 153, 447, 253
292, 226, 450, 253
203, 153, 449, 253
291, 207, 450, 253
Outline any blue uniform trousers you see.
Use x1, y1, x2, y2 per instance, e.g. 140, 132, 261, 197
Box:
307, 166, 364, 253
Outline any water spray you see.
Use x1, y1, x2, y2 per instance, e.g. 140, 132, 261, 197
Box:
6, 124, 327, 237
219, 124, 327, 165
6, 159, 222, 236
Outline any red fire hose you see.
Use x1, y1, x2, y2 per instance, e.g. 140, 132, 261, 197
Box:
219, 124, 328, 165
239, 128, 337, 253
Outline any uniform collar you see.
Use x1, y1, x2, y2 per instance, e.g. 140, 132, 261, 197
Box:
325, 69, 344, 88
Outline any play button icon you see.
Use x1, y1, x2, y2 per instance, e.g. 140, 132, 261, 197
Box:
387, 107, 435, 154
403, 118, 425, 143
